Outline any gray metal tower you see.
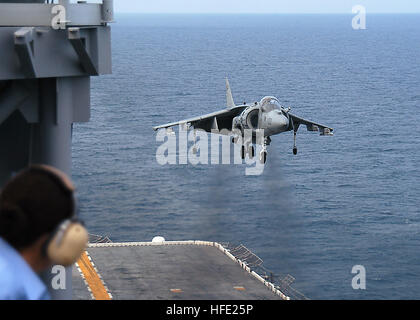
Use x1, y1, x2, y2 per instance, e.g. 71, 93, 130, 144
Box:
0, 0, 113, 299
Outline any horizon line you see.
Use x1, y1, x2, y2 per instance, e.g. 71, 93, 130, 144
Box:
114, 12, 420, 15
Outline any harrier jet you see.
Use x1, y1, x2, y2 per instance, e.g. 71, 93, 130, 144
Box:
153, 79, 333, 164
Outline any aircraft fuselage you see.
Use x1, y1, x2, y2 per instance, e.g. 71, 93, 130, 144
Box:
232, 96, 291, 138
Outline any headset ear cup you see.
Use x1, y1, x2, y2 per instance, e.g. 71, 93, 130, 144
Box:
47, 222, 88, 266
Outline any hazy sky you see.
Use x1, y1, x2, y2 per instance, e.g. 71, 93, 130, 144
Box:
113, 0, 420, 14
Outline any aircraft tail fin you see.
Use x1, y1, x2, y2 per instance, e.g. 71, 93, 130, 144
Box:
226, 78, 235, 108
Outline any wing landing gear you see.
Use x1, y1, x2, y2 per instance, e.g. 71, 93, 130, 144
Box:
192, 129, 198, 154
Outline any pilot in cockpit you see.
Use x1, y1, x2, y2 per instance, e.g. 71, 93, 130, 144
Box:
260, 96, 282, 112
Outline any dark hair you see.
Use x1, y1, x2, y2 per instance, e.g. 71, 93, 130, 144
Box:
0, 165, 75, 250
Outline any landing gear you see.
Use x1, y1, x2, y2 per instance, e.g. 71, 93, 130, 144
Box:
248, 145, 255, 158
259, 137, 270, 164
241, 145, 246, 159
292, 130, 298, 156
236, 133, 269, 163
241, 144, 255, 159
193, 130, 198, 154
293, 147, 298, 155
259, 150, 267, 164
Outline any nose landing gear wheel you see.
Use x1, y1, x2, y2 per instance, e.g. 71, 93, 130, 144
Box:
241, 145, 246, 159
249, 145, 255, 158
259, 151, 267, 164
293, 147, 298, 155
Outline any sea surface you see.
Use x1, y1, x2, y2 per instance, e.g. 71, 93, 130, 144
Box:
72, 14, 420, 299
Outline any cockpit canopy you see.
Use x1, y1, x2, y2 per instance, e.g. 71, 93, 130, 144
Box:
260, 96, 281, 112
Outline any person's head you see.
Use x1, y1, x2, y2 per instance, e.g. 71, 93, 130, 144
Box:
0, 165, 88, 271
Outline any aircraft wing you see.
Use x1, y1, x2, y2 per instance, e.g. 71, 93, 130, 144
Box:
288, 112, 334, 136
153, 106, 247, 132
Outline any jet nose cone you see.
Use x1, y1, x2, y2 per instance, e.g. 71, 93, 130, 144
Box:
271, 113, 289, 128
265, 112, 289, 135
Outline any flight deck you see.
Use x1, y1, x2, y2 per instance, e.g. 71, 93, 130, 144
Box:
72, 240, 290, 300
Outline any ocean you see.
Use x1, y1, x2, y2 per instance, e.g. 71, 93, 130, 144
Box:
72, 14, 420, 299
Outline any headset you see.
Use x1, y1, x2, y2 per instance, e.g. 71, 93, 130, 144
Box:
11, 165, 89, 267
33, 165, 89, 267
44, 216, 88, 267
